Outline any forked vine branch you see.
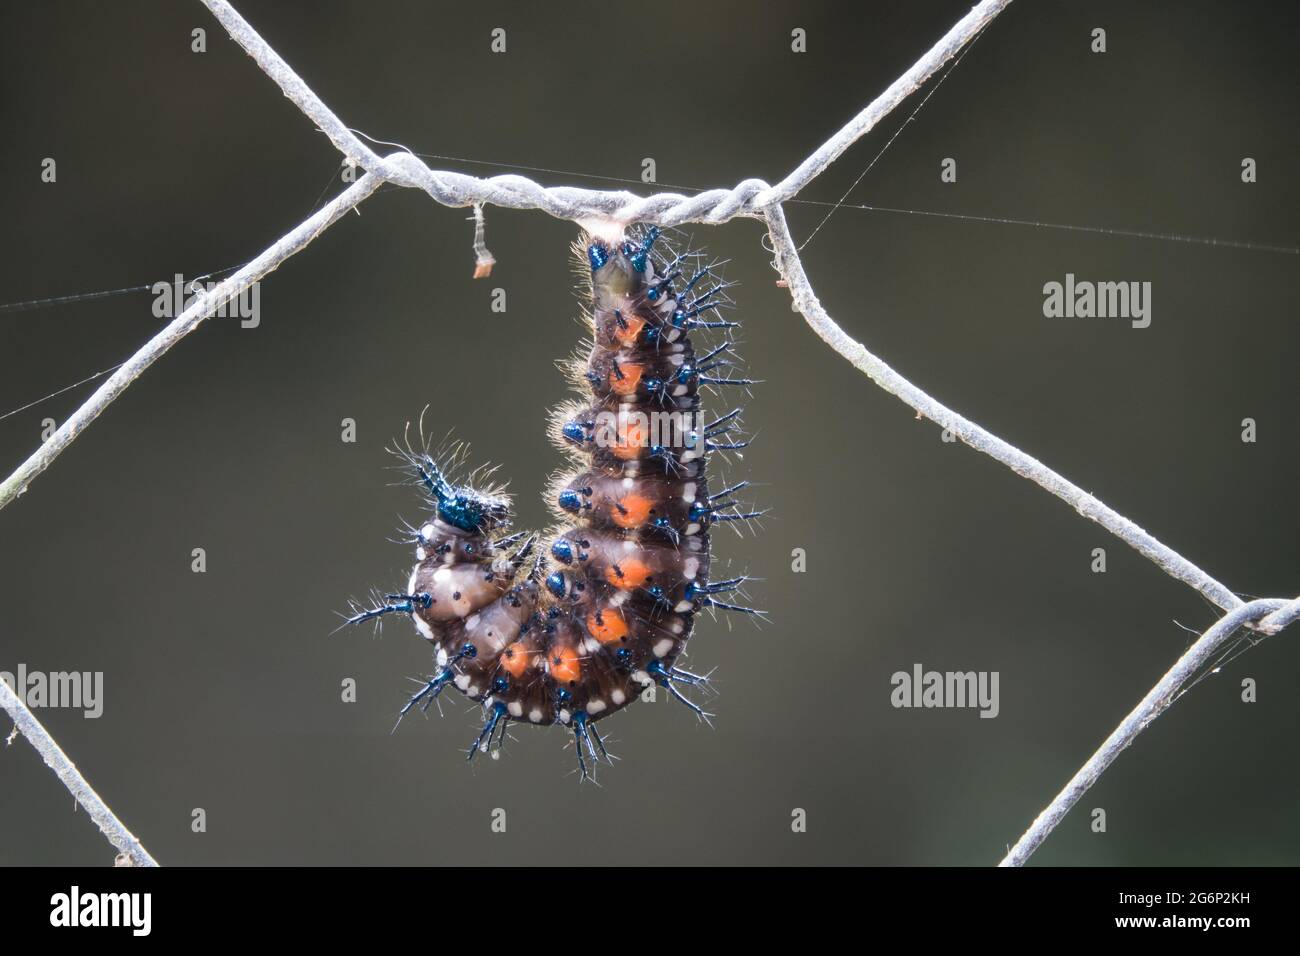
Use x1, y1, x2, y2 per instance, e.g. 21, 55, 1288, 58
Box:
3, 0, 1293, 867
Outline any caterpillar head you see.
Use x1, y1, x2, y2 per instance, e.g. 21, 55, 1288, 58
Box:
588, 227, 660, 308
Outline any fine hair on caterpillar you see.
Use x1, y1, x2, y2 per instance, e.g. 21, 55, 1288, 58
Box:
342, 226, 763, 779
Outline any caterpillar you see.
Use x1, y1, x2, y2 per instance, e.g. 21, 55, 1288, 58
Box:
342, 227, 761, 777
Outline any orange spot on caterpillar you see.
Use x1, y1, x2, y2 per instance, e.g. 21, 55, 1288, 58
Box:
610, 442, 641, 461
586, 608, 629, 644
612, 493, 654, 529
609, 363, 643, 395
610, 417, 648, 460
606, 559, 652, 589
550, 646, 581, 683
500, 642, 533, 677
613, 314, 645, 346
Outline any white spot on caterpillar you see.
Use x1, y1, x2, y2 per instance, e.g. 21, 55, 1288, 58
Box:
611, 689, 626, 705
416, 547, 426, 561
436, 647, 449, 666
653, 638, 674, 657
682, 482, 697, 502
528, 708, 543, 723
622, 539, 636, 551
421, 523, 435, 541
672, 385, 688, 397
408, 569, 419, 593
622, 477, 634, 488
683, 557, 699, 579
433, 567, 452, 582
685, 522, 701, 535
670, 619, 683, 634
466, 614, 480, 630
413, 616, 435, 641
674, 600, 692, 613
610, 591, 629, 607
455, 673, 471, 690
508, 701, 523, 717
559, 709, 571, 724
583, 637, 601, 654
588, 699, 607, 714
669, 354, 684, 366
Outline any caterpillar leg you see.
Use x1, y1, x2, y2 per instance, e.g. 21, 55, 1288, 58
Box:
505, 533, 537, 570
706, 438, 752, 451
687, 494, 767, 525
686, 576, 751, 600
701, 597, 767, 617
703, 406, 751, 451
466, 701, 509, 762
647, 661, 715, 723
672, 297, 737, 332
492, 530, 529, 551
700, 374, 759, 387
587, 721, 612, 763
705, 407, 744, 434
569, 711, 613, 781
708, 480, 750, 498
648, 660, 714, 689
392, 667, 455, 730
338, 591, 432, 630
709, 508, 769, 524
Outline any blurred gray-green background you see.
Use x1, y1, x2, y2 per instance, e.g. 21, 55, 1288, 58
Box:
1, 0, 1296, 866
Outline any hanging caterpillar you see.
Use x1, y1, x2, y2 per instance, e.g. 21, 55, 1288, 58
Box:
342, 227, 761, 777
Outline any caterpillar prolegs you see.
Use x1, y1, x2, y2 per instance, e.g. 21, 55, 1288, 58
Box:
343, 228, 761, 777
